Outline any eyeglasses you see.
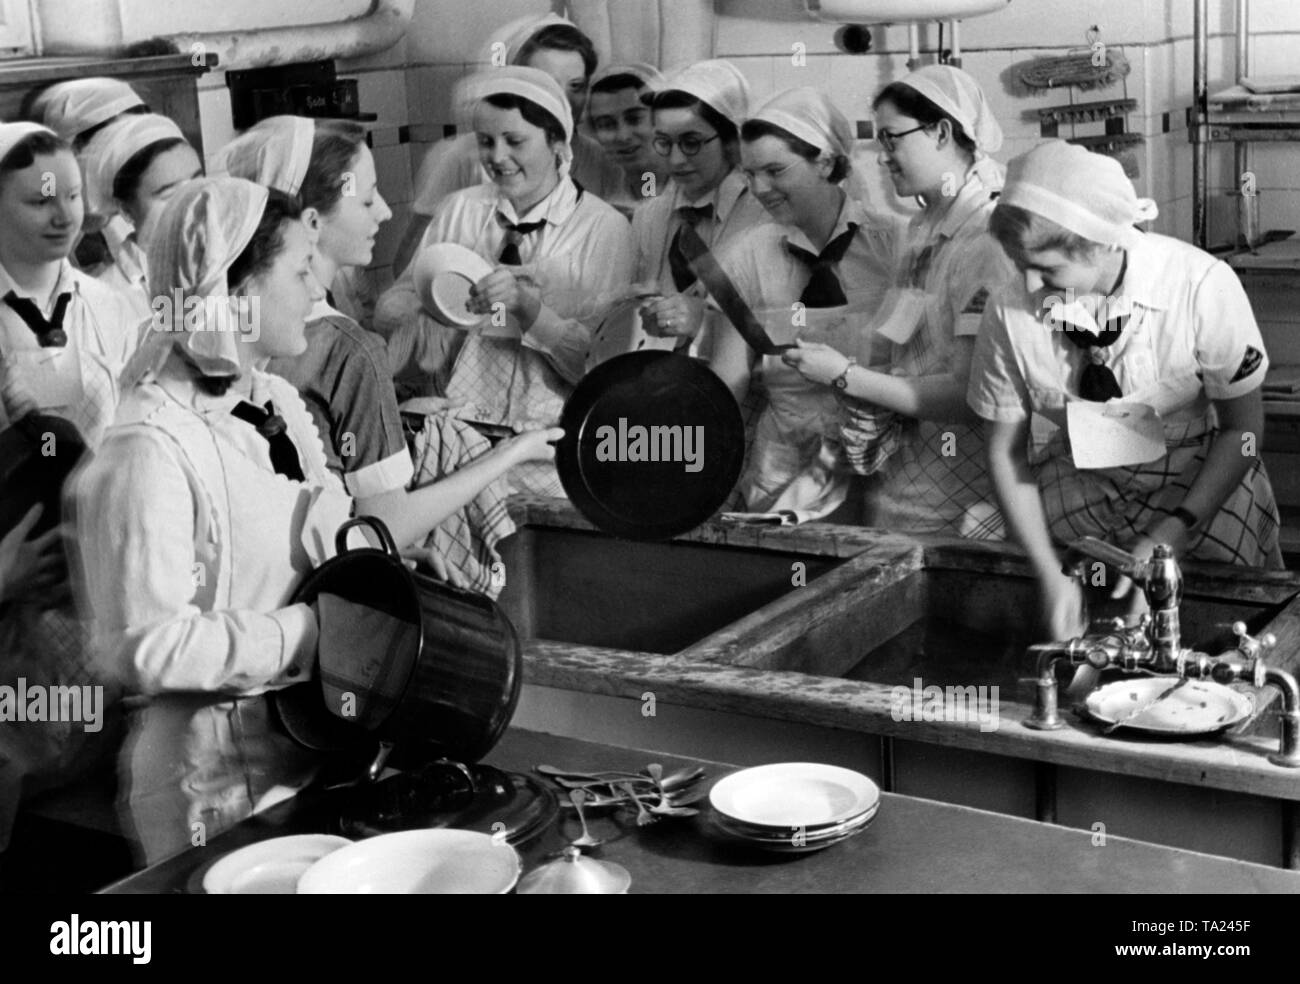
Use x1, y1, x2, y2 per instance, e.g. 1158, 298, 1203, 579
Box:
651, 133, 720, 158
876, 123, 931, 153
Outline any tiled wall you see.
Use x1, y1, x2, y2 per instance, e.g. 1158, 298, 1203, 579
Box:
187, 2, 1300, 311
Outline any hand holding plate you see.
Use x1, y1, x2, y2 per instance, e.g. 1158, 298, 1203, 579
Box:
640, 293, 704, 339
468, 268, 542, 327
500, 426, 564, 465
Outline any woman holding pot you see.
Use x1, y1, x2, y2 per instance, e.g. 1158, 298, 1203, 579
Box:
71, 177, 559, 863
709, 87, 897, 520
782, 66, 1013, 536
969, 140, 1283, 640
379, 67, 633, 497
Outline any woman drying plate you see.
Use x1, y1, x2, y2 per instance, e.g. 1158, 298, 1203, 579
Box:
968, 140, 1283, 639
378, 67, 633, 496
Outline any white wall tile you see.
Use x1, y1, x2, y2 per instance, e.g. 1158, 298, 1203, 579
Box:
198, 85, 236, 163
355, 69, 408, 126
372, 142, 412, 206
406, 64, 468, 131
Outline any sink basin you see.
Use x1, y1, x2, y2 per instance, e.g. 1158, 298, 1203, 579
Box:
737, 540, 1293, 706
496, 525, 845, 654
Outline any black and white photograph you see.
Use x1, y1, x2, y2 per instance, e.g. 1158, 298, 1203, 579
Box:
0, 0, 1294, 947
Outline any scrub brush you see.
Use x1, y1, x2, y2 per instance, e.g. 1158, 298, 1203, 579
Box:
1016, 27, 1130, 91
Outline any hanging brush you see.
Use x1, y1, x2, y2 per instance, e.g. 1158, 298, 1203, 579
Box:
1016, 26, 1131, 91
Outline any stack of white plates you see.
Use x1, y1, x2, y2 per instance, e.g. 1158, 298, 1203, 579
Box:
708, 763, 880, 853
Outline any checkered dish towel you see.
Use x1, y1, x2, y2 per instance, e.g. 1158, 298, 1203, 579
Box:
837, 392, 903, 476
409, 413, 516, 599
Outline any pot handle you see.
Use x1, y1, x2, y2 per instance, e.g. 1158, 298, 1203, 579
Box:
335, 515, 400, 559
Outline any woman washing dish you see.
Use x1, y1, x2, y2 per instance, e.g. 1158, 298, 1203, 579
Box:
968, 140, 1283, 640
781, 66, 1013, 536
709, 87, 896, 520
378, 67, 633, 496
71, 177, 559, 862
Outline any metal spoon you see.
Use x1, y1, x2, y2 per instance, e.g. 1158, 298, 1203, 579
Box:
565, 788, 604, 851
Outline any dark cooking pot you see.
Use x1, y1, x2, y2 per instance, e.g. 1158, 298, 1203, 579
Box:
269, 516, 521, 764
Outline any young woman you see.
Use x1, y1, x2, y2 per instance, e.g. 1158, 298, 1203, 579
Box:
585, 62, 669, 217
31, 77, 150, 272
218, 115, 516, 593
782, 66, 1013, 536
969, 139, 1283, 640
0, 122, 144, 812
83, 112, 203, 321
72, 177, 560, 862
377, 67, 634, 496
606, 59, 772, 367
708, 87, 896, 520
389, 12, 624, 281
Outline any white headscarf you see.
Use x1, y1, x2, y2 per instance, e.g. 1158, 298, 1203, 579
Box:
591, 62, 666, 93
0, 122, 56, 165
894, 64, 1002, 155
750, 86, 854, 162
999, 139, 1158, 250
33, 78, 145, 143
657, 59, 749, 128
135, 176, 270, 381
460, 66, 576, 177
212, 116, 316, 198
82, 113, 186, 220
485, 11, 580, 66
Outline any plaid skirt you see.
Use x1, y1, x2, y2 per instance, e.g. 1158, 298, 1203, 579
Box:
1038, 415, 1283, 567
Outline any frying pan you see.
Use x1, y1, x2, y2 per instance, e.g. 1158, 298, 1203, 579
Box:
555, 350, 744, 540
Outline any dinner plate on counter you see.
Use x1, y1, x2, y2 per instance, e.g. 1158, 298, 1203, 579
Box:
709, 762, 880, 828
297, 829, 521, 894
1084, 677, 1256, 736
202, 834, 354, 894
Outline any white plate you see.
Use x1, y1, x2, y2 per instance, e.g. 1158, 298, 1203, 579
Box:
709, 763, 880, 828
412, 242, 495, 328
1085, 677, 1256, 735
202, 835, 353, 894
296, 829, 521, 894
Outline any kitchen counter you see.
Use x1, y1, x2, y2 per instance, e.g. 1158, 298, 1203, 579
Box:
506, 497, 1300, 803
100, 729, 1300, 894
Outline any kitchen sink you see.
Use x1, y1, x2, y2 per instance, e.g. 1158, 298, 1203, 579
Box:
495, 525, 847, 654
725, 541, 1295, 704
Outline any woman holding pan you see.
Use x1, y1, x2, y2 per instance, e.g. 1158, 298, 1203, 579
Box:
709, 87, 896, 521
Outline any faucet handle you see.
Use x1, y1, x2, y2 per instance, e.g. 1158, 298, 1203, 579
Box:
1229, 621, 1276, 688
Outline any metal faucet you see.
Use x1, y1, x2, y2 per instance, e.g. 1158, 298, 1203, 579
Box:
1023, 538, 1300, 767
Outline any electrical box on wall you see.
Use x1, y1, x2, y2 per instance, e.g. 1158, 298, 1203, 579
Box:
226, 60, 377, 130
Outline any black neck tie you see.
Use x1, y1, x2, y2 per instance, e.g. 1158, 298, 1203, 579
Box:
497, 217, 547, 265
667, 204, 714, 292
230, 400, 306, 482
4, 290, 71, 347
785, 224, 857, 308
1059, 314, 1128, 402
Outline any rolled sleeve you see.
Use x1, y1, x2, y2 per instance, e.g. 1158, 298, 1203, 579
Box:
1194, 261, 1270, 400
967, 300, 1032, 423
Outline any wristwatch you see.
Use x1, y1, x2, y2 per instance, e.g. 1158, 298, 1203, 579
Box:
832, 357, 857, 390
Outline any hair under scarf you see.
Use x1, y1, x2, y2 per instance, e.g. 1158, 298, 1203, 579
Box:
212, 115, 316, 198
459, 66, 576, 177
750, 86, 854, 162
127, 176, 271, 384
0, 121, 57, 166
82, 113, 187, 220
894, 64, 1002, 155
657, 59, 750, 128
33, 78, 145, 143
999, 139, 1158, 250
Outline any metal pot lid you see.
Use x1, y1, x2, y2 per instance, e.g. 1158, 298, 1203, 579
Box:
556, 351, 744, 540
